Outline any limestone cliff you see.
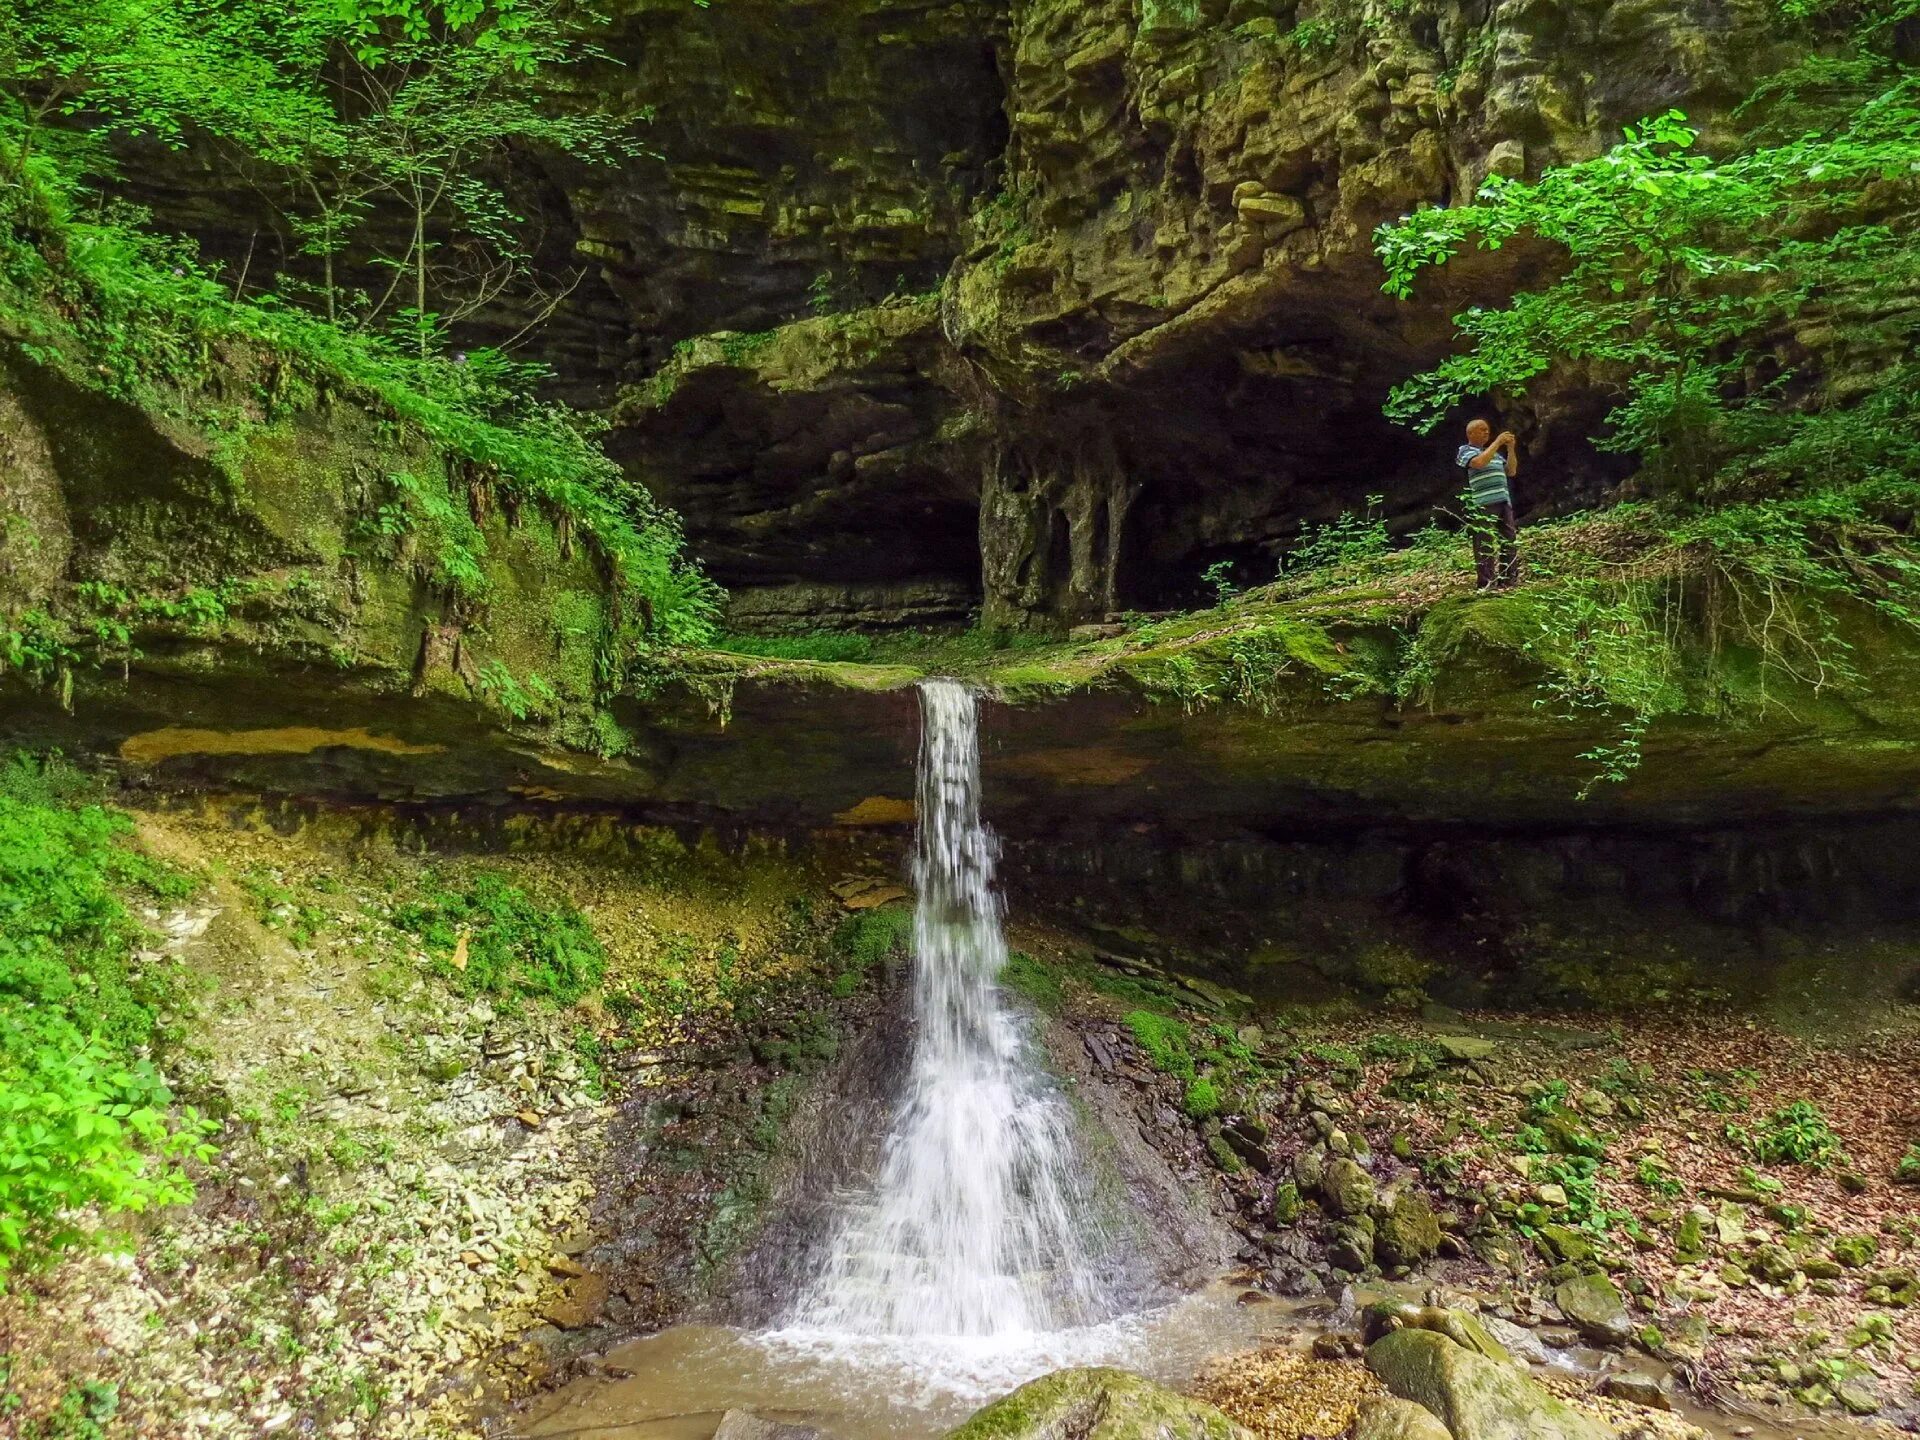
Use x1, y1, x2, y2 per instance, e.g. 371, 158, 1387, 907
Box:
603, 0, 1787, 626
121, 0, 1790, 629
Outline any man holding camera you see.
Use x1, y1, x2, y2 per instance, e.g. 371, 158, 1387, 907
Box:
1456, 417, 1521, 590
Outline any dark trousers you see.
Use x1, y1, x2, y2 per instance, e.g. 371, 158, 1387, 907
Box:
1470, 501, 1519, 588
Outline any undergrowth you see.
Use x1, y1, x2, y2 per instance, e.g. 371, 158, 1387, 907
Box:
0, 753, 214, 1282
1174, 478, 1920, 793
0, 122, 718, 703
389, 868, 606, 1006
828, 907, 911, 997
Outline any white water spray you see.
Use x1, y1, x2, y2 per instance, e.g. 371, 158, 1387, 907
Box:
788, 680, 1109, 1338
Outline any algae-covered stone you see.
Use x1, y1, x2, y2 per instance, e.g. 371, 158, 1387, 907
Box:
1748, 1243, 1797, 1283
1554, 1274, 1633, 1347
1833, 1233, 1878, 1268
1353, 1397, 1451, 1440
1536, 1224, 1594, 1265
1375, 1188, 1443, 1266
1320, 1157, 1376, 1218
1435, 1034, 1498, 1063
1370, 1304, 1519, 1369
944, 1367, 1254, 1440
1330, 1216, 1376, 1272
1272, 1181, 1303, 1226
1674, 1209, 1708, 1262
1836, 1368, 1882, 1416
1365, 1328, 1610, 1440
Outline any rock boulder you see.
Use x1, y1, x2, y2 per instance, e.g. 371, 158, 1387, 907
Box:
1365, 1329, 1611, 1440
944, 1368, 1254, 1440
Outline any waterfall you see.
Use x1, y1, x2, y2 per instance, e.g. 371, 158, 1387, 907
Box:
788, 679, 1109, 1337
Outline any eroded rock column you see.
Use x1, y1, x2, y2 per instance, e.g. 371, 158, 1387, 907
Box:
981, 426, 1141, 628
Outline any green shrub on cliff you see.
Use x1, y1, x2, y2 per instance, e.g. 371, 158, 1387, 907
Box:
0, 0, 720, 703
0, 754, 214, 1281
1368, 6, 1920, 789
1376, 68, 1920, 501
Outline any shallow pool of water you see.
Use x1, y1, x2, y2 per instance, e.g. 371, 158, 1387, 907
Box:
512, 1283, 1303, 1440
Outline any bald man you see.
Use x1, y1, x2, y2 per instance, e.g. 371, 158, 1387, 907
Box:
1457, 418, 1520, 589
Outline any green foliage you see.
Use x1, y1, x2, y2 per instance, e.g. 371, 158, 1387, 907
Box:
1527, 1154, 1616, 1229
1182, 1075, 1222, 1120
1386, 480, 1920, 793
17, 1376, 120, 1440
391, 868, 605, 1004
1733, 1099, 1847, 1169
1635, 1153, 1683, 1196
975, 179, 1038, 274
0, 754, 213, 1281
240, 868, 329, 947
1201, 560, 1240, 606
1377, 60, 1920, 502
0, 3, 719, 690
1284, 495, 1391, 576
1000, 950, 1064, 1012
1281, 15, 1343, 53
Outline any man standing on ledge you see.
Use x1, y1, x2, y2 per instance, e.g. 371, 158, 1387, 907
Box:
1457, 417, 1520, 590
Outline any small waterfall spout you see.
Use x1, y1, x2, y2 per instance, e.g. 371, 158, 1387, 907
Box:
789, 680, 1108, 1337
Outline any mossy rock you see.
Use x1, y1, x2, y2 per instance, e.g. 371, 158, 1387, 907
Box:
1319, 1156, 1376, 1218
1553, 1274, 1633, 1347
944, 1367, 1254, 1440
1375, 1188, 1443, 1266
1353, 1398, 1451, 1440
1366, 1329, 1610, 1440
1536, 1223, 1595, 1266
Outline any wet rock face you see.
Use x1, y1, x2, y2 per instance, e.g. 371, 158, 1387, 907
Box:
608, 300, 988, 626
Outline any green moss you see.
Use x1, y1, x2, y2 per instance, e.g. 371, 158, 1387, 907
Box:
1123, 1010, 1195, 1080
1001, 950, 1064, 1012
831, 907, 911, 971
1183, 1075, 1222, 1119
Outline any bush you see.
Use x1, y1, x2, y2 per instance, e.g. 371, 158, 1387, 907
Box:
0, 753, 212, 1280
1736, 1099, 1846, 1169
391, 869, 606, 1004
1283, 495, 1391, 576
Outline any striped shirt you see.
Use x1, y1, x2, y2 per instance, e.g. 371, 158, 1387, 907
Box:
1457, 444, 1511, 507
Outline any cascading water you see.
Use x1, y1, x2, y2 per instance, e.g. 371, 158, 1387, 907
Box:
515, 683, 1276, 1435
787, 679, 1110, 1338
